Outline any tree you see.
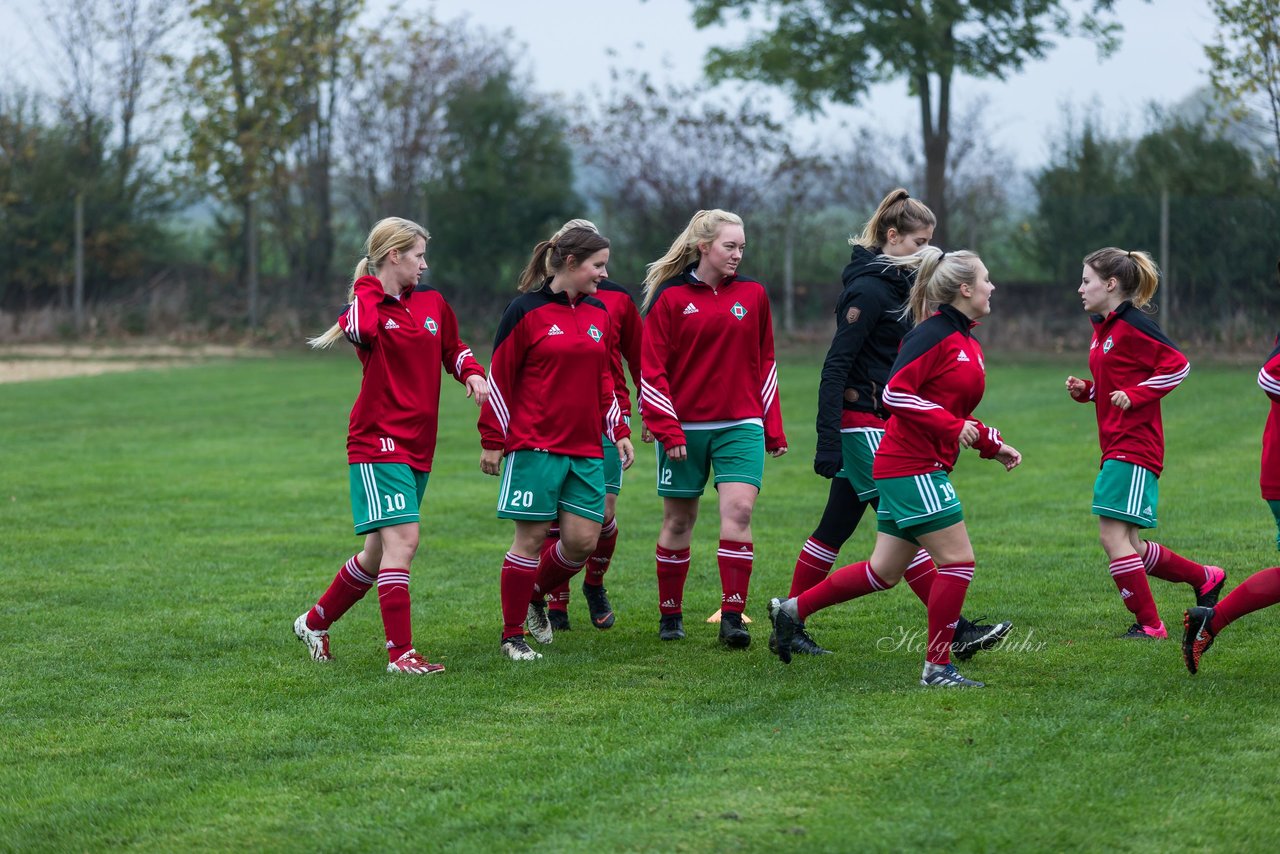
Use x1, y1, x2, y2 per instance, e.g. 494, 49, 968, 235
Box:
573, 70, 787, 285
1206, 0, 1280, 173
424, 71, 581, 294
336, 14, 506, 229
691, 0, 1132, 245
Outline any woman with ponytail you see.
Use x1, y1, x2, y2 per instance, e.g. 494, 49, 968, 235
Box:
538, 220, 644, 633
639, 209, 787, 648
767, 247, 1021, 688
294, 217, 489, 675
478, 226, 634, 661
1066, 247, 1225, 641
778, 189, 1010, 662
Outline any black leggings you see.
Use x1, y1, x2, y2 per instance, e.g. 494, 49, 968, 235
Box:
810, 476, 876, 549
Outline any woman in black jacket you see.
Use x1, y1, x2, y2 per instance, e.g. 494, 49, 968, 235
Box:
775, 188, 1011, 657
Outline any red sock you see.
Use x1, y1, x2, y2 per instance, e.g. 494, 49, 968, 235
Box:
1110, 554, 1161, 627
1142, 541, 1211, 587
796, 560, 890, 620
533, 540, 586, 601
500, 552, 539, 639
547, 580, 571, 612
1212, 566, 1280, 633
377, 568, 412, 661
585, 517, 618, 586
926, 563, 973, 665
902, 549, 936, 607
718, 539, 753, 614
308, 554, 375, 630
788, 537, 837, 598
656, 546, 690, 615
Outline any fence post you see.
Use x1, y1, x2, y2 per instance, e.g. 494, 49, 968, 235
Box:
1160, 187, 1170, 331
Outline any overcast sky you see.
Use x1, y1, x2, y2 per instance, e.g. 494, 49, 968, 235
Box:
0, 0, 1216, 170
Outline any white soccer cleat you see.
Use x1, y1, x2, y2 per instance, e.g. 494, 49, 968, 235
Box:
501, 636, 543, 661
294, 613, 332, 662
525, 599, 554, 644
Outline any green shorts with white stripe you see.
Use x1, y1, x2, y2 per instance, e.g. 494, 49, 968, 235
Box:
349, 462, 429, 535
874, 470, 965, 543
1092, 458, 1159, 529
838, 427, 884, 501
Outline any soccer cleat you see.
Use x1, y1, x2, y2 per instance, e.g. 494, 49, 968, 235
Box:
952, 616, 1013, 661
719, 611, 751, 649
582, 581, 616, 630
526, 599, 554, 644
920, 662, 985, 687
548, 609, 571, 631
501, 635, 543, 661
1121, 621, 1168, 639
767, 598, 798, 663
791, 624, 833, 656
1196, 567, 1227, 608
294, 613, 332, 662
658, 612, 685, 641
387, 649, 445, 675
1183, 606, 1217, 675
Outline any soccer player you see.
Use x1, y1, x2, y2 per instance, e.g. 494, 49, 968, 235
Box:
767, 247, 1021, 688
1184, 302, 1280, 674
294, 217, 488, 675
539, 220, 643, 633
639, 209, 787, 648
1066, 248, 1225, 640
479, 226, 635, 661
781, 188, 1011, 660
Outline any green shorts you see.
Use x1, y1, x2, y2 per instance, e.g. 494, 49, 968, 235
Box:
656, 422, 765, 497
349, 463, 429, 535
602, 431, 623, 495
837, 428, 883, 501
1092, 459, 1159, 528
497, 449, 606, 523
875, 470, 964, 543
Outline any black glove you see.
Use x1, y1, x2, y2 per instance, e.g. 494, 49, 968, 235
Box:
813, 448, 842, 479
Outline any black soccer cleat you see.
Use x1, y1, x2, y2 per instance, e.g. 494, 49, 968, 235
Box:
548, 609, 571, 632
658, 612, 685, 641
766, 598, 797, 663
582, 581, 616, 630
791, 624, 832, 656
719, 611, 751, 649
952, 616, 1013, 661
1182, 606, 1217, 675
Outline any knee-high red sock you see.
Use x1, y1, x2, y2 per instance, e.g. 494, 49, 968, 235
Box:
796, 560, 890, 620
533, 540, 587, 601
926, 563, 973, 665
789, 537, 837, 598
718, 539, 753, 614
547, 580, 571, 612
1142, 541, 1212, 587
500, 552, 539, 640
902, 549, 936, 607
1212, 566, 1280, 633
377, 568, 413, 661
1110, 553, 1161, 627
308, 554, 375, 630
656, 546, 690, 615
585, 517, 618, 586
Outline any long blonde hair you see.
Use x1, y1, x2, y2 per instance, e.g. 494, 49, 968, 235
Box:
641, 209, 743, 312
850, 188, 936, 250
308, 217, 429, 349
1084, 247, 1161, 309
880, 246, 984, 325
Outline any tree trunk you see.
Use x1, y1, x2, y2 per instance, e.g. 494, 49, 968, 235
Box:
782, 213, 795, 334
246, 195, 260, 330
74, 190, 85, 334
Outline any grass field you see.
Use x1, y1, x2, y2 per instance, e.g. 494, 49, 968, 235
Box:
4, 347, 1280, 851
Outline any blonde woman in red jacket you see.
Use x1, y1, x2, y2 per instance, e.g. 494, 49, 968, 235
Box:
295, 217, 488, 674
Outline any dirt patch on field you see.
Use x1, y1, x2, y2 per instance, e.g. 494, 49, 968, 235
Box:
0, 344, 269, 384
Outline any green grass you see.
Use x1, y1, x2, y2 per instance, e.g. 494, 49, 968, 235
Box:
4, 349, 1280, 851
